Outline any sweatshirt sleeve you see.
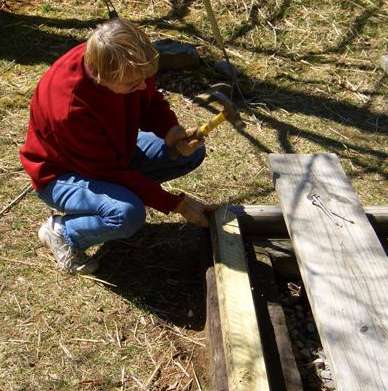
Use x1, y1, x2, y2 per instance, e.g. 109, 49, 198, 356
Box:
55, 109, 182, 214
139, 77, 179, 138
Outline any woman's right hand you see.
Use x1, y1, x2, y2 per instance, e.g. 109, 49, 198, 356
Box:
174, 195, 214, 227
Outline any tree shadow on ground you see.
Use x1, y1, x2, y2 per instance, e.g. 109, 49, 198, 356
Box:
312, 0, 384, 56
156, 60, 387, 180
94, 222, 209, 330
135, 0, 387, 141
0, 11, 102, 64
227, 0, 292, 42
137, 0, 384, 69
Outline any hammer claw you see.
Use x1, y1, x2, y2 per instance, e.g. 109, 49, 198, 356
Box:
194, 84, 245, 137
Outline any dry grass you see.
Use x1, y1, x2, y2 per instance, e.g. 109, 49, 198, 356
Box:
0, 0, 387, 389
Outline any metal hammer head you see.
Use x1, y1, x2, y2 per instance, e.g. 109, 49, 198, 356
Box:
193, 83, 245, 131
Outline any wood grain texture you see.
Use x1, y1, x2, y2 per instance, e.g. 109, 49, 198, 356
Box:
210, 207, 270, 391
269, 153, 388, 391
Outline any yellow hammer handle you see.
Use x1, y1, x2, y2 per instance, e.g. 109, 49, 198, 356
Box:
198, 112, 226, 137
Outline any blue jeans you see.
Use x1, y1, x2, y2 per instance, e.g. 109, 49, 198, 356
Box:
38, 131, 205, 250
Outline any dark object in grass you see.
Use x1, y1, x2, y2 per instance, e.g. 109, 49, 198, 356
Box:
214, 59, 239, 79
154, 39, 200, 71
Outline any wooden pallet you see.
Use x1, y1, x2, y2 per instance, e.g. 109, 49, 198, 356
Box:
207, 153, 388, 391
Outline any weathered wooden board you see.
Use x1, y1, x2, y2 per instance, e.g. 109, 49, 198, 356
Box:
252, 239, 300, 279
269, 153, 388, 391
206, 261, 229, 391
250, 249, 303, 391
267, 303, 302, 391
210, 207, 270, 391
232, 205, 388, 238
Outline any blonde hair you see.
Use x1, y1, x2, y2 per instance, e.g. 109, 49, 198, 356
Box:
84, 18, 159, 83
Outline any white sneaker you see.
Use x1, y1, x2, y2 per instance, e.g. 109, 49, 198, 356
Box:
38, 216, 99, 274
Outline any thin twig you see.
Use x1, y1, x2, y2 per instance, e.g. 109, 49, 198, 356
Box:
0, 184, 32, 217
154, 329, 167, 342
145, 356, 164, 387
191, 363, 202, 391
1, 339, 31, 344
133, 317, 140, 341
174, 360, 190, 378
121, 367, 125, 391
181, 379, 193, 390
184, 346, 195, 373
327, 127, 350, 140
0, 59, 16, 75
103, 318, 115, 344
71, 338, 105, 343
79, 275, 117, 287
159, 323, 206, 347
114, 321, 122, 348
0, 256, 44, 268
36, 331, 41, 360
13, 294, 22, 314
163, 183, 205, 201
59, 340, 73, 360
144, 334, 156, 365
129, 374, 146, 390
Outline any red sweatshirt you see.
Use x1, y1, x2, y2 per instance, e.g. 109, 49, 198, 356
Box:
20, 43, 183, 214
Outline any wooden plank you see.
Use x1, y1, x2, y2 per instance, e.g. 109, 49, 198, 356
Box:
252, 239, 295, 259
251, 239, 300, 280
268, 304, 302, 391
210, 207, 270, 391
233, 205, 288, 237
364, 206, 388, 236
232, 205, 388, 238
236, 204, 388, 237
200, 230, 229, 391
252, 237, 386, 280
269, 153, 388, 391
252, 237, 386, 260
249, 248, 303, 391
206, 259, 230, 390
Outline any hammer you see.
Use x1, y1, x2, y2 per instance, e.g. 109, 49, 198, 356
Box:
170, 84, 245, 157
193, 84, 245, 137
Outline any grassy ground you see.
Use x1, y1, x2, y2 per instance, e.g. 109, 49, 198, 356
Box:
0, 0, 387, 390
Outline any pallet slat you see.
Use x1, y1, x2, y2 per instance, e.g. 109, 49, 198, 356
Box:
232, 205, 388, 238
206, 261, 229, 391
250, 249, 303, 391
209, 207, 270, 391
269, 153, 388, 391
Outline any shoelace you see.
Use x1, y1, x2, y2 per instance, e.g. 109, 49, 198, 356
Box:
58, 245, 75, 270
58, 245, 85, 270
